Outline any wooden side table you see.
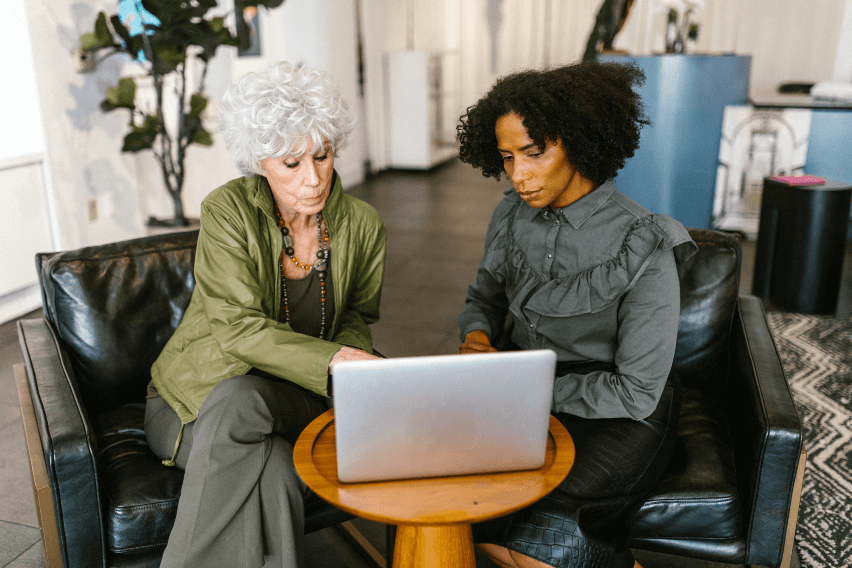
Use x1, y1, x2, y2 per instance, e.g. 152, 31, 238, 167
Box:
294, 409, 574, 568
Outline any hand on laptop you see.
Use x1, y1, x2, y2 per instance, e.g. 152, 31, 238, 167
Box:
329, 346, 381, 373
459, 330, 498, 355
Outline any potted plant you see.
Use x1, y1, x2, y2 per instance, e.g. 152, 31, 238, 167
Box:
78, 0, 282, 227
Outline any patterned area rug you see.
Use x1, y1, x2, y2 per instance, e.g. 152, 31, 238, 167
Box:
765, 311, 852, 568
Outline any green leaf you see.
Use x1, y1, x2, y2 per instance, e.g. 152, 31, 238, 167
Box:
192, 18, 237, 62
192, 128, 213, 146
140, 0, 164, 21
152, 43, 186, 71
104, 77, 137, 110
208, 16, 228, 35
79, 33, 102, 51
94, 12, 113, 46
186, 94, 208, 120
210, 17, 238, 47
122, 115, 160, 153
123, 130, 155, 152
109, 14, 133, 47
140, 114, 160, 132
124, 35, 145, 59
80, 12, 115, 51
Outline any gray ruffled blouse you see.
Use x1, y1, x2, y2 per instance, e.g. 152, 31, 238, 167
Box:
458, 179, 698, 420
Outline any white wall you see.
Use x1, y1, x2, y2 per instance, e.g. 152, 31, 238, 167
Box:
219, 0, 367, 188
383, 0, 852, 143
20, 0, 365, 250
832, 0, 852, 82
25, 0, 146, 250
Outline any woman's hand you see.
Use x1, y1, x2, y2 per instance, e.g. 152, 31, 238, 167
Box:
329, 346, 381, 373
459, 330, 498, 355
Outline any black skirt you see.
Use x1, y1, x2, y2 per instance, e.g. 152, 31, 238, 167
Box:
472, 364, 682, 568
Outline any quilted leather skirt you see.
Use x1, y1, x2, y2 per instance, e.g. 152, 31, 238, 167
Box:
472, 363, 682, 568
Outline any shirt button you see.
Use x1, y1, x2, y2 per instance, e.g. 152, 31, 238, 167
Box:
555, 220, 560, 224
547, 254, 552, 258
529, 323, 534, 328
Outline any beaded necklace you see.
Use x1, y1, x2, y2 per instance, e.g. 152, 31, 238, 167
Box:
273, 203, 331, 339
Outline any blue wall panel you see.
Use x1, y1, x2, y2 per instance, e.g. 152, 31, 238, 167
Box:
805, 110, 852, 186
600, 54, 751, 229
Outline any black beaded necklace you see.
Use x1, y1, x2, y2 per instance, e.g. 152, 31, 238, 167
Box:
273, 203, 331, 339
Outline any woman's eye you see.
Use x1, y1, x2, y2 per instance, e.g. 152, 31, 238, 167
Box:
315, 154, 328, 162
284, 161, 300, 169
501, 155, 512, 161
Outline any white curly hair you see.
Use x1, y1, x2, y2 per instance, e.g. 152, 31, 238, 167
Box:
218, 61, 356, 176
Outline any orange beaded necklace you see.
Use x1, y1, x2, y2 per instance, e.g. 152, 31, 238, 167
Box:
273, 204, 330, 339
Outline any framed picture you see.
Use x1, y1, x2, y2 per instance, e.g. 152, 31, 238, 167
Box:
712, 106, 812, 238
237, 5, 261, 57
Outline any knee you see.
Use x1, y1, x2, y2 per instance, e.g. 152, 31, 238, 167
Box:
197, 375, 275, 436
204, 375, 270, 409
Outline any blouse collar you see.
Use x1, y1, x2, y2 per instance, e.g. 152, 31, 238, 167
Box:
545, 179, 616, 229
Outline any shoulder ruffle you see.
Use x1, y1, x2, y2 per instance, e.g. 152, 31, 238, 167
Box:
516, 215, 697, 319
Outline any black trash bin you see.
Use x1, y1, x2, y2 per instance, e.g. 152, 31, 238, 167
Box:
752, 176, 852, 314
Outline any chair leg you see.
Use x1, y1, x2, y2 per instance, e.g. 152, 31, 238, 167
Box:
781, 447, 807, 568
336, 520, 388, 568
15, 364, 63, 568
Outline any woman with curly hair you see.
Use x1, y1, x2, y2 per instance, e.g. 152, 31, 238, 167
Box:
145, 61, 386, 568
456, 60, 697, 568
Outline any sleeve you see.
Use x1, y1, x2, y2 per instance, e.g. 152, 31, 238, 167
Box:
195, 197, 340, 396
552, 247, 681, 419
456, 197, 514, 342
330, 216, 387, 353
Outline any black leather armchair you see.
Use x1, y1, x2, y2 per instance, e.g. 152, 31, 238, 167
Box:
626, 228, 805, 568
15, 230, 385, 568
16, 227, 804, 568
492, 228, 804, 568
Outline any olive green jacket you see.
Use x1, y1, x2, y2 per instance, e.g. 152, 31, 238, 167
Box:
150, 172, 386, 424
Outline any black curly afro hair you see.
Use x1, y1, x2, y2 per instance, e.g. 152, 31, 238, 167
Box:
457, 60, 649, 186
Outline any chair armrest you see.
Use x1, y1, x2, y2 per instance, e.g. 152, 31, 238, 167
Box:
727, 295, 803, 568
17, 318, 106, 568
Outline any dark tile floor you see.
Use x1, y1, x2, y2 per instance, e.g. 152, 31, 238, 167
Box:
1, 159, 827, 567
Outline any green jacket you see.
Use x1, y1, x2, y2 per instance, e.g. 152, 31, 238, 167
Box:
151, 172, 386, 424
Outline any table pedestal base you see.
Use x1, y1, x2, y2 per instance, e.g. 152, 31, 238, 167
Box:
393, 523, 476, 568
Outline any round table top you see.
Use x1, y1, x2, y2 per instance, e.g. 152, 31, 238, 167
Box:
293, 409, 574, 526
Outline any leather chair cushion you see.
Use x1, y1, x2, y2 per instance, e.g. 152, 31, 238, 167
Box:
95, 402, 355, 556
37, 231, 199, 416
96, 403, 183, 554
673, 229, 741, 391
630, 388, 743, 540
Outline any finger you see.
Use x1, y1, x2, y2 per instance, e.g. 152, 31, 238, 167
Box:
459, 342, 495, 354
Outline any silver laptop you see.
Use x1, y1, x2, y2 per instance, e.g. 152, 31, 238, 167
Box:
331, 349, 556, 483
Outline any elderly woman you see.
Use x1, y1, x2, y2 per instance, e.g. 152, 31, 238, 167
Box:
456, 61, 697, 568
144, 62, 385, 568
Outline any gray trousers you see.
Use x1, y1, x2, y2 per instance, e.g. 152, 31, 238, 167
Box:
144, 375, 328, 568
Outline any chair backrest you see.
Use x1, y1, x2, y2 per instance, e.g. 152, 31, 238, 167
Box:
37, 231, 199, 416
35, 226, 739, 415
673, 228, 742, 391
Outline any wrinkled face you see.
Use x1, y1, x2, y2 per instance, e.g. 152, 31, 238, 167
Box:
261, 139, 334, 216
495, 112, 579, 209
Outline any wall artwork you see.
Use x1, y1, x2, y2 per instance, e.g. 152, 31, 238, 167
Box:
238, 5, 261, 57
712, 106, 812, 239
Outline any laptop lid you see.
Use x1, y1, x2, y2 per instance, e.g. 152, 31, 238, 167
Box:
332, 349, 556, 483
